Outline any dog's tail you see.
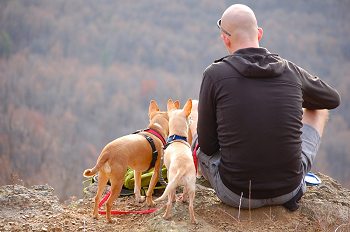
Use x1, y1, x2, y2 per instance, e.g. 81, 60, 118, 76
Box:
83, 153, 109, 178
83, 168, 96, 177
155, 171, 182, 202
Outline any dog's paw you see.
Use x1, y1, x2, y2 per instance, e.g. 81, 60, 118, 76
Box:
135, 195, 146, 203
191, 218, 198, 224
163, 213, 170, 220
147, 198, 156, 206
107, 217, 116, 223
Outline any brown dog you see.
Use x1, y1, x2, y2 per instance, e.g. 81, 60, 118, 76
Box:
83, 100, 169, 223
155, 99, 198, 224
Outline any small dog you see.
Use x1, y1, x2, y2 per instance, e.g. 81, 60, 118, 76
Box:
155, 99, 198, 224
83, 100, 169, 223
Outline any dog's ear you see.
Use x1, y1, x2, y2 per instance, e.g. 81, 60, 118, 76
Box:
174, 100, 180, 109
167, 99, 177, 111
183, 98, 192, 117
149, 100, 160, 115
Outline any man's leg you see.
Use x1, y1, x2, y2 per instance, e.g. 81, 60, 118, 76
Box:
300, 108, 328, 175
301, 109, 329, 137
281, 109, 329, 211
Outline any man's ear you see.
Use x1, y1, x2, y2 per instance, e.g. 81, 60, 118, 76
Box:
258, 27, 263, 41
221, 34, 231, 48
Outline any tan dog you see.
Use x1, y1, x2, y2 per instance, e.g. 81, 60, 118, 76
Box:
155, 99, 198, 224
83, 100, 169, 223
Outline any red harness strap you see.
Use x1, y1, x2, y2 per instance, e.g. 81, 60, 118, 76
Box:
144, 128, 166, 146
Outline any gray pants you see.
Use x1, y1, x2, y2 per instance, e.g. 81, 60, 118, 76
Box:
195, 124, 320, 209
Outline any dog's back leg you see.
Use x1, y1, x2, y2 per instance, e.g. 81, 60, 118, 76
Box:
188, 189, 198, 224
182, 186, 188, 202
163, 191, 173, 220
93, 171, 109, 219
105, 169, 127, 223
171, 189, 176, 202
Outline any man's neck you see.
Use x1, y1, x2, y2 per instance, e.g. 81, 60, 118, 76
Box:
230, 43, 259, 54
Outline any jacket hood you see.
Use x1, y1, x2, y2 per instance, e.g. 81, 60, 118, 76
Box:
216, 47, 286, 78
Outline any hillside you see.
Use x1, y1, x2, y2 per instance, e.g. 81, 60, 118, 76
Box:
1, 173, 349, 231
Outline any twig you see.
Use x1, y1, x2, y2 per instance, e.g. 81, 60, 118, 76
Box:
249, 180, 251, 229
335, 223, 349, 232
138, 214, 146, 226
218, 208, 239, 223
263, 208, 275, 221
263, 209, 281, 230
11, 173, 19, 186
294, 222, 299, 231
238, 192, 243, 222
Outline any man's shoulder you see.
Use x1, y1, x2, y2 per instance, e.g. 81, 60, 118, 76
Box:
213, 55, 230, 63
204, 55, 239, 80
205, 55, 230, 73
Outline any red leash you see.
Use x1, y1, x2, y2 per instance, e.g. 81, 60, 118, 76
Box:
98, 190, 163, 215
99, 207, 162, 215
192, 143, 199, 174
98, 190, 182, 215
98, 190, 111, 208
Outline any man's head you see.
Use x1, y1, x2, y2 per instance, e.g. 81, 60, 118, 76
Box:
218, 4, 263, 54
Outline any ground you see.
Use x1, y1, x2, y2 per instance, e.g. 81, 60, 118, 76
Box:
1, 173, 349, 232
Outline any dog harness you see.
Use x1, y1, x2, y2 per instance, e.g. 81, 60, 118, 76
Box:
134, 128, 166, 171
163, 134, 190, 150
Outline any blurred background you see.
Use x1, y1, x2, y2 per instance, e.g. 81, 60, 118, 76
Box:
0, 0, 349, 202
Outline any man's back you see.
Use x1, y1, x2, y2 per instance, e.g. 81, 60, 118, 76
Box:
198, 47, 339, 198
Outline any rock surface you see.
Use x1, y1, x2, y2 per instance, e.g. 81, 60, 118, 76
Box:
0, 172, 349, 231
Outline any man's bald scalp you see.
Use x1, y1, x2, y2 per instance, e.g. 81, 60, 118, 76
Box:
221, 4, 258, 43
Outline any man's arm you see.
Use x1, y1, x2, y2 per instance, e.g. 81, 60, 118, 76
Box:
197, 71, 220, 156
298, 67, 341, 109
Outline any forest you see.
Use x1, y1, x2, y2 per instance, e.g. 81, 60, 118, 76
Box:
0, 0, 349, 202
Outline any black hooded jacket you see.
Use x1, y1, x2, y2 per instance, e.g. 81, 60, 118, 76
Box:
197, 47, 340, 199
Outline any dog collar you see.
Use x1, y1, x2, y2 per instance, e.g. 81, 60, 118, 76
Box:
167, 134, 187, 143
163, 134, 189, 150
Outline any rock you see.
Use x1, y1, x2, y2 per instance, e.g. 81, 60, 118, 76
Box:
0, 173, 349, 231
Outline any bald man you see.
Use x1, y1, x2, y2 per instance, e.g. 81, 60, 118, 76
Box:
194, 4, 340, 211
